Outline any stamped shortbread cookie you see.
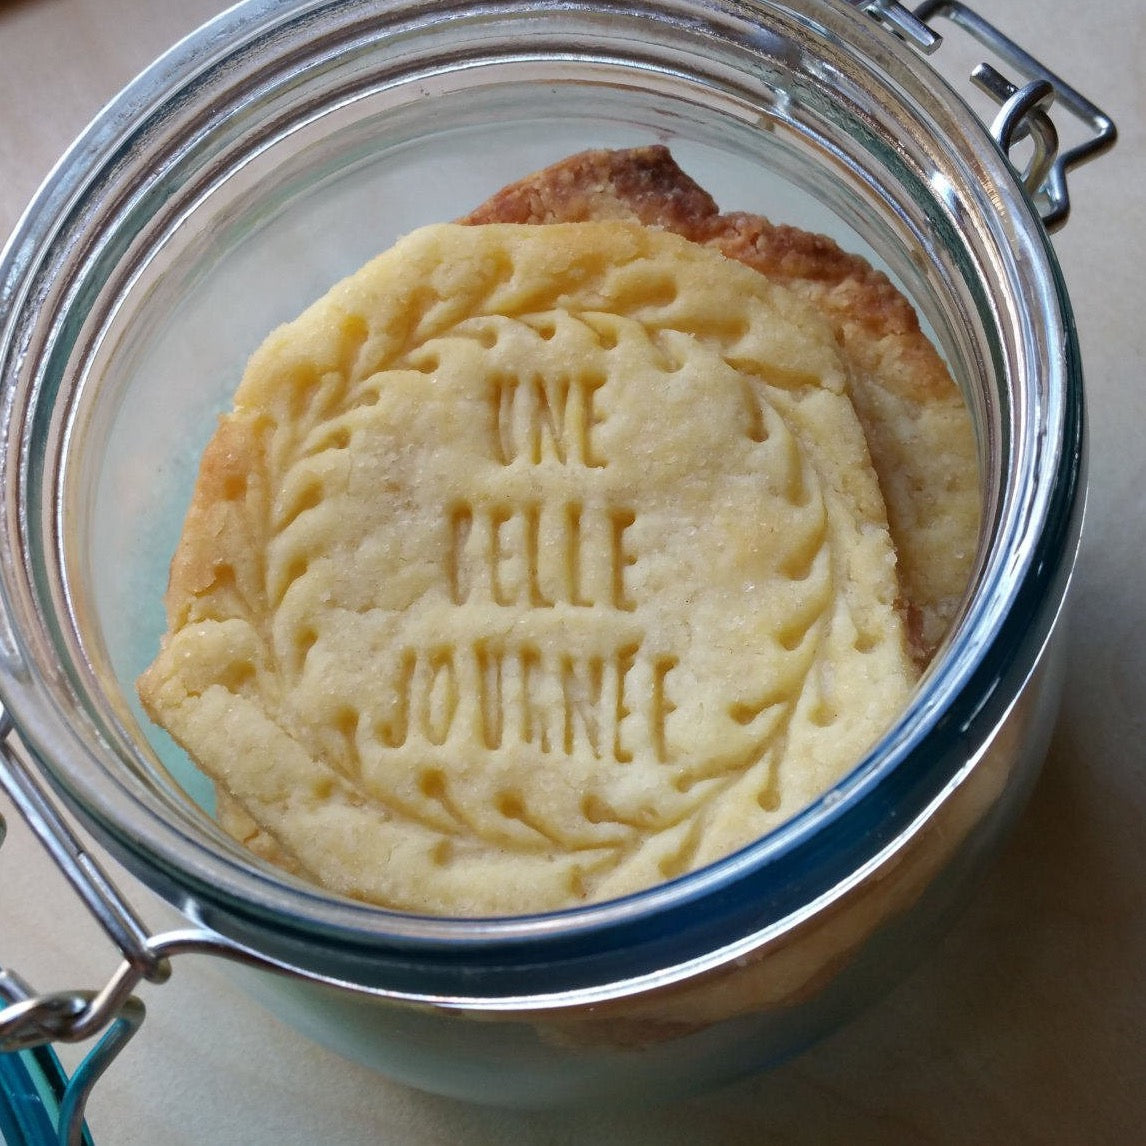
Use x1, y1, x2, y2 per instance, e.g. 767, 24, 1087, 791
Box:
463, 147, 980, 661
139, 221, 918, 915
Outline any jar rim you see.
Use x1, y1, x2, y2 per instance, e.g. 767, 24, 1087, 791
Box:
0, 0, 1083, 1001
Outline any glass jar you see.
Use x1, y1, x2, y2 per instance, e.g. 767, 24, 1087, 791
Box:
0, 0, 1113, 1114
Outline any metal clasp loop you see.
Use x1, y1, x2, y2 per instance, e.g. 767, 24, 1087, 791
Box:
852, 0, 1117, 231
0, 708, 159, 1144
0, 707, 292, 1145
975, 69, 1058, 209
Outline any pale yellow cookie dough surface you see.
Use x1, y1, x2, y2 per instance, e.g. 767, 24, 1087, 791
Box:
464, 146, 981, 662
139, 222, 918, 915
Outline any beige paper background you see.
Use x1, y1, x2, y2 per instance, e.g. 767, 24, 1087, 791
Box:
0, 1, 1140, 1141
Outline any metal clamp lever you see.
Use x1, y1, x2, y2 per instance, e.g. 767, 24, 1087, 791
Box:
0, 705, 158, 1144
0, 710, 178, 1142
850, 0, 1117, 230
0, 705, 321, 1145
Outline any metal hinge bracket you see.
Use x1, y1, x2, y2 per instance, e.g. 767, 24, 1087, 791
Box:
849, 0, 1117, 230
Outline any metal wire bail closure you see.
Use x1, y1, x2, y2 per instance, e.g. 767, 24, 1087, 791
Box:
0, 707, 295, 1144
907, 0, 1117, 230
1, 705, 153, 1144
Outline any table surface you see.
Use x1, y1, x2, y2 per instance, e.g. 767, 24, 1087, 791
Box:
1, 1, 1142, 1142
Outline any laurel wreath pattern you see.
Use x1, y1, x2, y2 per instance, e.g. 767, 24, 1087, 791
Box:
144, 223, 916, 912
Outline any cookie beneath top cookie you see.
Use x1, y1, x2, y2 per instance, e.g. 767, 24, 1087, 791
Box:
139, 220, 919, 915
462, 146, 980, 662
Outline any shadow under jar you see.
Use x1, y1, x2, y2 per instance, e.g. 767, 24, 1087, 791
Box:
0, 0, 1097, 1108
